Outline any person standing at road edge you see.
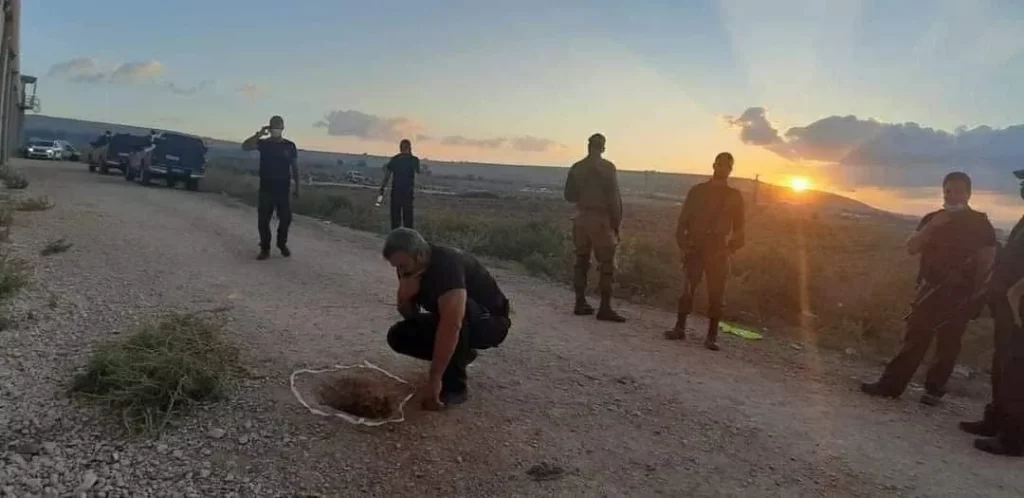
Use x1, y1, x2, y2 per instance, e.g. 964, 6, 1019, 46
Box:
665, 152, 745, 351
960, 168, 1024, 457
563, 133, 627, 322
383, 228, 511, 410
242, 115, 299, 260
379, 139, 420, 229
861, 172, 997, 405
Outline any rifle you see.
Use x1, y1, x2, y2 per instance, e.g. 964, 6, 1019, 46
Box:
904, 255, 982, 329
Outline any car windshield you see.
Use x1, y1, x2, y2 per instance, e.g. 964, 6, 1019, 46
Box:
29, 140, 55, 147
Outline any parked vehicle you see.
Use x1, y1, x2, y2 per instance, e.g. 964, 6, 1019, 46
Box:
24, 139, 63, 160
55, 140, 81, 161
92, 133, 145, 175
126, 132, 207, 190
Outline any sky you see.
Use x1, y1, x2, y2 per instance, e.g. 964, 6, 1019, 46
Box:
20, 0, 1024, 226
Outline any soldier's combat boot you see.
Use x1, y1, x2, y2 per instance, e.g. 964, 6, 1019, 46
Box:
573, 259, 594, 316
960, 419, 999, 437
596, 293, 626, 323
974, 437, 1024, 457
257, 248, 271, 261
665, 313, 688, 340
704, 318, 720, 351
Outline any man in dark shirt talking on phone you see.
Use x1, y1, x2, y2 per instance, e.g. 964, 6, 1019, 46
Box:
242, 115, 300, 260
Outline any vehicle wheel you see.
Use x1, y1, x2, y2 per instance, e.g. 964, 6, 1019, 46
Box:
186, 179, 199, 191
99, 163, 109, 175
88, 164, 96, 173
166, 177, 176, 189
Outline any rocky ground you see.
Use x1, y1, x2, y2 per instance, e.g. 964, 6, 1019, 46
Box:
1, 159, 1022, 497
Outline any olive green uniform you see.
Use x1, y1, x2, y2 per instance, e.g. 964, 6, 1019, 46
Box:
675, 180, 745, 321
563, 155, 623, 301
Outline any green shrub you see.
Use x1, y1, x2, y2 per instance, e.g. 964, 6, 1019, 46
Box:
71, 314, 239, 434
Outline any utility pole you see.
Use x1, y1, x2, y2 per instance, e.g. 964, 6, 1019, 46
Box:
752, 174, 760, 207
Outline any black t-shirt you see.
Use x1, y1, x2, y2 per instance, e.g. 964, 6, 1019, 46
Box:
258, 139, 297, 183
386, 153, 420, 197
916, 209, 997, 288
413, 245, 509, 316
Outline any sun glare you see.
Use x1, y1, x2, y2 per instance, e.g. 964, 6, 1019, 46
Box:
789, 177, 812, 193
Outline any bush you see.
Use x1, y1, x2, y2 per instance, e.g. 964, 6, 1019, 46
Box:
71, 314, 239, 434
0, 253, 29, 299
16, 196, 54, 212
41, 238, 73, 256
1, 168, 29, 189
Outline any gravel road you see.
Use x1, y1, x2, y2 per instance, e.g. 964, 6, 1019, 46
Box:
1, 159, 1021, 497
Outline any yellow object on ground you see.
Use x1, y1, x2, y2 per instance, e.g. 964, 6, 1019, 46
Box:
721, 322, 763, 340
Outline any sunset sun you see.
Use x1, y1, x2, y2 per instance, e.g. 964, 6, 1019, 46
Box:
789, 177, 812, 193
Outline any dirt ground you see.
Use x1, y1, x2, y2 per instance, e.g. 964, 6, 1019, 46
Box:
1, 159, 1021, 497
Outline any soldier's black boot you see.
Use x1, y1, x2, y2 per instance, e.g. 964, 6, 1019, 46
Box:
257, 248, 271, 261
974, 437, 1023, 457
596, 287, 626, 323
960, 419, 999, 437
595, 273, 625, 323
704, 318, 720, 351
572, 258, 594, 316
665, 313, 687, 340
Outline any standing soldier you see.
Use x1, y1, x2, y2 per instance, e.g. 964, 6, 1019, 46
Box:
861, 172, 997, 405
241, 115, 300, 260
379, 139, 421, 230
961, 169, 1024, 457
563, 133, 626, 322
664, 152, 745, 351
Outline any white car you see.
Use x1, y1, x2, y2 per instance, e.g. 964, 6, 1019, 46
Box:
24, 140, 63, 160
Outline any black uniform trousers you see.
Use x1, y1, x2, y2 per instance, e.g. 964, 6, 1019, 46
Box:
387, 299, 510, 394
258, 180, 292, 250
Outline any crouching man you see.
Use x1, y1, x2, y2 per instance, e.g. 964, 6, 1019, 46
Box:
382, 228, 511, 410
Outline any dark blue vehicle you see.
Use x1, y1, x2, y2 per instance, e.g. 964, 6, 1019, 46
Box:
93, 133, 146, 175
126, 132, 208, 190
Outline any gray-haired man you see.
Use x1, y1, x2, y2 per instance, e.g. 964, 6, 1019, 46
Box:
382, 228, 511, 410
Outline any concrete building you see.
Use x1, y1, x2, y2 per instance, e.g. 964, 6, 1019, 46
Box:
0, 0, 38, 165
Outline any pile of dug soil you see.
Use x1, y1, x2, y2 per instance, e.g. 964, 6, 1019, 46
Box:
316, 372, 406, 419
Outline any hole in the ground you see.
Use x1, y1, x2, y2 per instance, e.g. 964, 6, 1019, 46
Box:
316, 374, 403, 419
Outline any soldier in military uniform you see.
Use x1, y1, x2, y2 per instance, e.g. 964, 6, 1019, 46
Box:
664, 152, 745, 351
563, 133, 626, 323
961, 169, 1024, 457
862, 172, 997, 405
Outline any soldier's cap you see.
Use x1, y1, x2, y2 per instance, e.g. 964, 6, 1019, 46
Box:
1014, 169, 1024, 180
269, 115, 285, 128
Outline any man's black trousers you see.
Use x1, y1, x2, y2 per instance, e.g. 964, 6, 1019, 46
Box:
390, 194, 414, 230
387, 299, 510, 394
258, 181, 292, 250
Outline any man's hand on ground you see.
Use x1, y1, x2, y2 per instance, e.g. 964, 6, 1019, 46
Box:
420, 378, 444, 411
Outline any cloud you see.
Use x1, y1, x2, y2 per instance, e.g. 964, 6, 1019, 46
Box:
46, 58, 107, 83
165, 80, 212, 96
237, 84, 266, 100
110, 60, 165, 83
729, 106, 1024, 190
46, 58, 208, 97
314, 108, 564, 154
725, 107, 783, 146
440, 135, 507, 149
510, 135, 564, 153
314, 110, 425, 142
